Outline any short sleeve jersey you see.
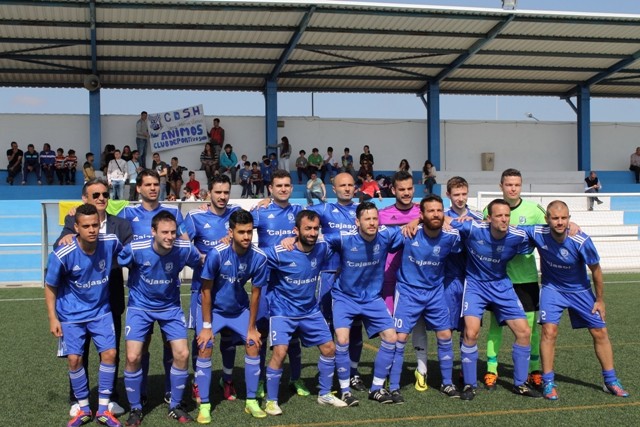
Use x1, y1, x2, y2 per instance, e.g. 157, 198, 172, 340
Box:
118, 239, 200, 310
118, 203, 184, 241
308, 202, 358, 270
251, 202, 303, 248
263, 242, 331, 317
379, 203, 421, 287
445, 207, 484, 280
200, 243, 268, 315
45, 234, 122, 322
520, 225, 600, 292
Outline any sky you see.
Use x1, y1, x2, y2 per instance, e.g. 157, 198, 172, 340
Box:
2, 0, 640, 122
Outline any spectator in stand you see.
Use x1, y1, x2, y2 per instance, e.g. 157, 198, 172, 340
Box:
65, 149, 78, 185
185, 171, 200, 197
83, 152, 96, 184
40, 143, 56, 185
340, 147, 356, 179
307, 148, 323, 177
55, 148, 67, 185
121, 145, 133, 162
354, 172, 383, 203
295, 150, 308, 184
238, 154, 248, 172
6, 141, 23, 185
305, 171, 326, 206
251, 161, 264, 198
359, 145, 374, 176
168, 157, 187, 199
422, 160, 437, 195
135, 111, 149, 168
357, 158, 374, 184
218, 144, 238, 184
321, 147, 337, 183
127, 150, 142, 201
100, 145, 115, 175
182, 186, 196, 202
199, 188, 210, 202
152, 152, 168, 201
269, 136, 292, 172
200, 142, 216, 186
269, 152, 278, 172
398, 159, 412, 175
629, 147, 640, 184
209, 118, 225, 160
585, 171, 603, 211
261, 156, 273, 196
107, 149, 127, 200
22, 143, 42, 185
239, 161, 253, 199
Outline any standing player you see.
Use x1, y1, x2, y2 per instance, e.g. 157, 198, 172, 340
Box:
484, 169, 546, 391
388, 195, 463, 400
195, 210, 269, 421
520, 201, 629, 400
119, 212, 201, 426
452, 199, 541, 400
326, 202, 404, 405
45, 204, 123, 427
261, 210, 347, 415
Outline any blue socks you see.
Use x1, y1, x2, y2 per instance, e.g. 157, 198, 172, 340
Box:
266, 366, 283, 402
461, 343, 478, 388
245, 356, 261, 399
195, 357, 212, 404
389, 340, 406, 391
318, 355, 335, 396
335, 343, 351, 393
542, 370, 555, 384
603, 369, 617, 384
69, 367, 90, 412
512, 343, 531, 386
371, 339, 395, 391
437, 338, 454, 386
169, 366, 189, 409
124, 369, 143, 410
97, 363, 116, 413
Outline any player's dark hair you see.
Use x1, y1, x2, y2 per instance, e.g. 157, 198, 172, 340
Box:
208, 173, 231, 191
391, 170, 413, 188
151, 211, 176, 230
356, 201, 378, 219
272, 169, 291, 181
487, 198, 510, 216
82, 177, 109, 197
420, 194, 443, 212
74, 203, 98, 223
137, 168, 160, 186
295, 210, 319, 229
229, 209, 254, 229
446, 176, 469, 194
500, 168, 522, 184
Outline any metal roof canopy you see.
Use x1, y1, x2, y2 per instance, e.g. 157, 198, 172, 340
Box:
2, 0, 640, 99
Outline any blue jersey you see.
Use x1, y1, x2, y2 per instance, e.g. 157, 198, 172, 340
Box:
444, 207, 484, 280
397, 225, 462, 290
251, 202, 303, 248
450, 220, 531, 282
45, 234, 122, 323
118, 239, 200, 310
200, 243, 268, 315
308, 202, 358, 270
263, 242, 331, 317
117, 203, 183, 241
326, 226, 404, 302
180, 206, 240, 291
521, 225, 599, 293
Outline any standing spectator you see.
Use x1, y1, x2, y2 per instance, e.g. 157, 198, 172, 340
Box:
629, 146, 640, 184
65, 149, 78, 185
22, 143, 42, 185
6, 141, 23, 185
584, 171, 603, 211
127, 150, 142, 201
307, 148, 323, 177
359, 145, 374, 175
100, 145, 115, 175
40, 143, 56, 185
168, 157, 187, 199
251, 161, 264, 198
107, 149, 128, 200
295, 150, 308, 184
209, 118, 225, 160
321, 147, 337, 183
269, 136, 291, 172
55, 148, 67, 185
218, 144, 238, 184
354, 172, 382, 202
260, 156, 273, 196
83, 152, 96, 184
239, 161, 253, 198
305, 171, 326, 206
121, 145, 133, 162
269, 153, 278, 173
135, 111, 149, 168
340, 147, 356, 179
422, 160, 437, 195
185, 171, 200, 197
200, 142, 216, 186
151, 152, 168, 201
397, 159, 411, 175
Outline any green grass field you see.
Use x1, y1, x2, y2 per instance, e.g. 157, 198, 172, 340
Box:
1, 274, 639, 426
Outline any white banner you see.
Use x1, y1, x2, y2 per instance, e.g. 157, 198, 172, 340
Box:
148, 104, 208, 152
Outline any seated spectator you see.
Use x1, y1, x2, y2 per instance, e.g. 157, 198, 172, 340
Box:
307, 148, 323, 176
218, 144, 238, 184
295, 150, 308, 184
185, 171, 200, 197
397, 159, 411, 175
359, 145, 374, 175
355, 172, 383, 203
422, 160, 437, 195
107, 149, 128, 200
65, 149, 78, 184
54, 148, 67, 185
585, 171, 603, 211
239, 161, 253, 199
340, 147, 356, 179
321, 147, 337, 183
357, 161, 373, 184
83, 152, 96, 183
6, 141, 23, 186
630, 147, 640, 184
168, 156, 187, 198
22, 144, 41, 185
305, 171, 326, 206
40, 143, 56, 185
182, 186, 196, 202
200, 142, 216, 185
251, 161, 264, 198
199, 188, 210, 202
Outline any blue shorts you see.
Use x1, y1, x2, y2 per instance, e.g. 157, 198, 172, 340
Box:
444, 277, 465, 331
393, 283, 450, 333
539, 286, 606, 329
462, 278, 526, 325
188, 290, 199, 330
269, 310, 332, 348
194, 304, 250, 349
125, 306, 187, 342
58, 313, 115, 357
332, 291, 394, 338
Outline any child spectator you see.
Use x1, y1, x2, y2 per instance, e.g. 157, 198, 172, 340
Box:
295, 150, 308, 184
239, 161, 253, 198
65, 149, 78, 184
251, 161, 264, 197
83, 152, 96, 183
260, 156, 272, 196
269, 152, 278, 173
54, 148, 67, 185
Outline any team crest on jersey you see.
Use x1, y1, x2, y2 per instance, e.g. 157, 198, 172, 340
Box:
98, 259, 106, 272
349, 210, 355, 217
165, 262, 174, 273
373, 244, 380, 254
433, 246, 441, 256
560, 248, 569, 259
519, 216, 526, 225
496, 245, 504, 253
287, 213, 295, 222
224, 221, 229, 230
477, 240, 485, 245
311, 258, 318, 268
239, 263, 247, 272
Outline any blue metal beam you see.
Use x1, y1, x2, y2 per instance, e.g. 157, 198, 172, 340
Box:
576, 86, 590, 172
88, 0, 101, 167
426, 83, 441, 170
264, 80, 278, 156
269, 6, 315, 81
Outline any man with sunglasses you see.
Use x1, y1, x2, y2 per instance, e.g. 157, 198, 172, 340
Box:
55, 178, 133, 418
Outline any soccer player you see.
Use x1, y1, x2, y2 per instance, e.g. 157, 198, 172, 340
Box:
195, 210, 269, 421
452, 199, 542, 400
45, 204, 123, 427
388, 195, 463, 400
325, 202, 404, 405
118, 211, 201, 425
520, 200, 629, 400
484, 169, 546, 391
261, 210, 347, 415
180, 174, 242, 402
